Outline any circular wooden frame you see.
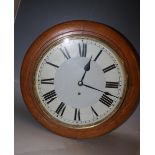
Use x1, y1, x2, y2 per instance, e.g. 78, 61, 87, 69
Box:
20, 20, 139, 139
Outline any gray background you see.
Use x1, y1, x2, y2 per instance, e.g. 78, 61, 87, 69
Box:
15, 0, 140, 155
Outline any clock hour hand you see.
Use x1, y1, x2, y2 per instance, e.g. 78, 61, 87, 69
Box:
84, 56, 92, 71
80, 56, 92, 82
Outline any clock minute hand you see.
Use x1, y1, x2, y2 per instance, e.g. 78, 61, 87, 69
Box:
104, 92, 119, 98
82, 84, 119, 98
80, 56, 92, 82
82, 83, 104, 93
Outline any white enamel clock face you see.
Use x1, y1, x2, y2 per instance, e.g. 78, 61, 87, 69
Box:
35, 36, 127, 128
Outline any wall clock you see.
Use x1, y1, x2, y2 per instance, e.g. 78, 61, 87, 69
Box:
20, 20, 139, 138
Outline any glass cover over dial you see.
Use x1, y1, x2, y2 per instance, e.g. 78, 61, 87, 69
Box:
35, 35, 127, 128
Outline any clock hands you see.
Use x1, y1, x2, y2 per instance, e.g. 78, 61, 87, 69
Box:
82, 83, 104, 93
78, 57, 119, 98
79, 56, 92, 85
84, 56, 92, 71
78, 82, 119, 98
104, 92, 119, 98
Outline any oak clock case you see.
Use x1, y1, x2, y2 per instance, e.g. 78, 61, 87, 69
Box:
20, 20, 139, 139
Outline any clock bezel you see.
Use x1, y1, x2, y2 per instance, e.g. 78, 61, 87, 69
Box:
20, 20, 139, 138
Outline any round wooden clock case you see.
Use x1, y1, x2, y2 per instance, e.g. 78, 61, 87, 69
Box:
20, 20, 139, 138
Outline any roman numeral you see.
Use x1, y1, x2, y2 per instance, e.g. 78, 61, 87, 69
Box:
103, 64, 116, 73
99, 94, 113, 107
43, 90, 57, 104
94, 50, 103, 61
55, 102, 66, 116
78, 43, 87, 57
74, 108, 80, 121
41, 78, 54, 84
46, 61, 59, 68
106, 82, 119, 88
91, 106, 98, 117
60, 47, 71, 59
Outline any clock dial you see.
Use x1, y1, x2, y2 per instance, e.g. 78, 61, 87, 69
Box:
35, 36, 127, 128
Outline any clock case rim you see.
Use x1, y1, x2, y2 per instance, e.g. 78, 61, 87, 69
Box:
20, 20, 140, 139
